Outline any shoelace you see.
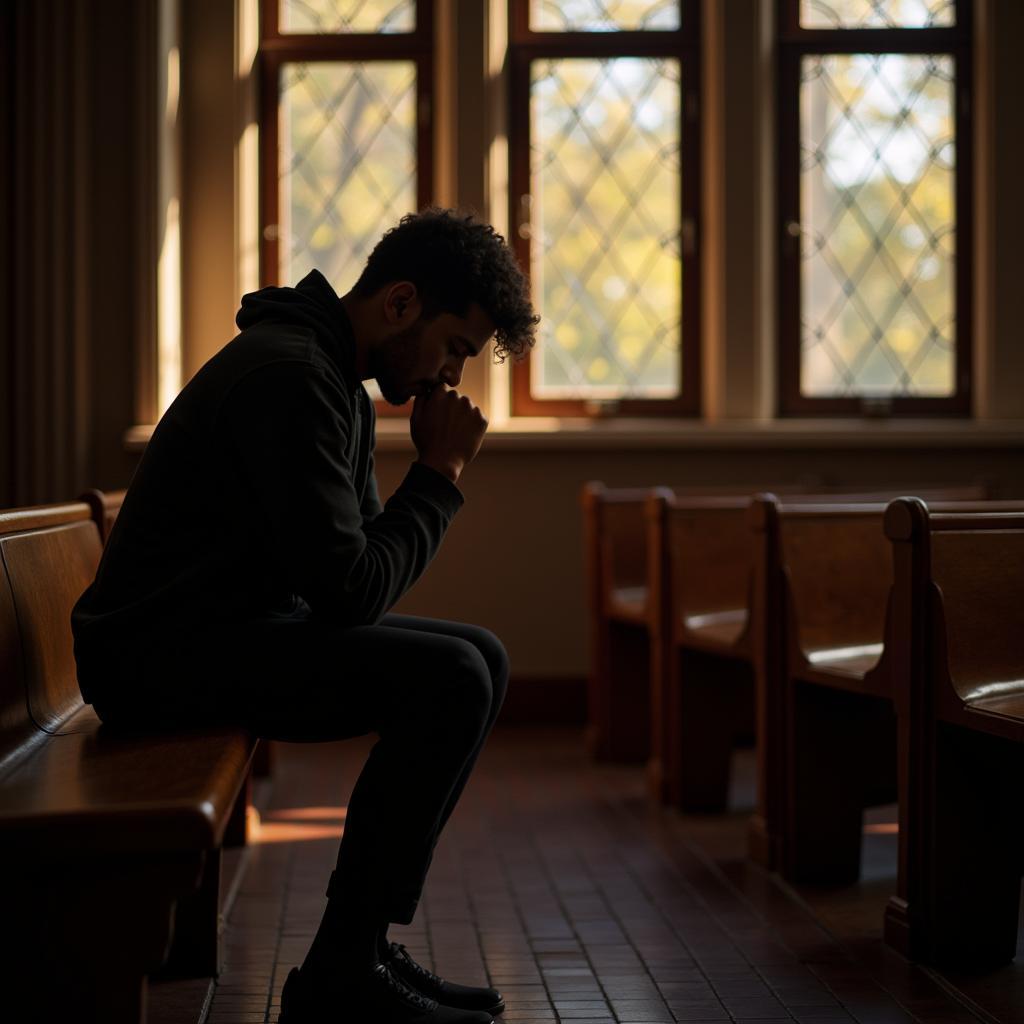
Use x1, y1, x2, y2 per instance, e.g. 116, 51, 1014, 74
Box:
375, 961, 438, 1013
389, 942, 444, 990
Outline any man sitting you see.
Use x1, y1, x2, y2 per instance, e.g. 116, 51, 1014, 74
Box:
72, 209, 539, 1024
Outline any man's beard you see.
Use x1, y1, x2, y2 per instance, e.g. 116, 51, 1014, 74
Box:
369, 321, 425, 406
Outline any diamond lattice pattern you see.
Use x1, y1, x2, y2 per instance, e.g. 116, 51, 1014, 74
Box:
281, 0, 414, 33
279, 61, 416, 293
800, 0, 954, 29
800, 53, 955, 398
530, 58, 682, 399
531, 0, 680, 32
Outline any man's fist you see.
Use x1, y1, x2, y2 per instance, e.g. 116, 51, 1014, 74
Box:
410, 385, 488, 484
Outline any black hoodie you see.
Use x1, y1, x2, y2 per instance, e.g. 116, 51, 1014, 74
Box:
71, 270, 463, 708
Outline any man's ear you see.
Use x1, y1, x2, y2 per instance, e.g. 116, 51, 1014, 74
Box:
383, 281, 421, 325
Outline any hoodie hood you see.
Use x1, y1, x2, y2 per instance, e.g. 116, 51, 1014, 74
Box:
236, 269, 358, 386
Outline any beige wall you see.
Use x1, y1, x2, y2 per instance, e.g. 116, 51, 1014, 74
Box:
372, 439, 1024, 678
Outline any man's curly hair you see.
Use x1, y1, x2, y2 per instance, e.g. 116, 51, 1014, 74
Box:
352, 208, 539, 362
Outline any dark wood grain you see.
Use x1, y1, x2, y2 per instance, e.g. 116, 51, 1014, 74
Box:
748, 487, 997, 881
3, 515, 102, 731
885, 499, 1024, 968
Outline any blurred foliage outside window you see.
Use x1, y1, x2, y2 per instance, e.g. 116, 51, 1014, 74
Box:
530, 57, 682, 400
799, 42, 957, 398
281, 0, 415, 34
275, 1, 420, 405
279, 61, 416, 291
530, 0, 680, 32
800, 0, 954, 29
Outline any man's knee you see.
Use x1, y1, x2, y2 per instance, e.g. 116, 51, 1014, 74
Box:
449, 641, 494, 718
463, 625, 510, 695
405, 639, 493, 733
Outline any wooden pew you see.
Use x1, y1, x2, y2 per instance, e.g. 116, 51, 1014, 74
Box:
749, 496, 895, 882
645, 493, 755, 807
583, 479, 823, 762
645, 485, 987, 812
0, 502, 256, 1023
583, 484, 652, 761
746, 488, 998, 880
884, 499, 1024, 967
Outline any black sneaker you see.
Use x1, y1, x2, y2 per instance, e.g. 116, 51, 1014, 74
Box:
278, 961, 495, 1024
385, 943, 505, 1015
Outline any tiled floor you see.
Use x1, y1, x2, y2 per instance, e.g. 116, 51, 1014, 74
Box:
158, 729, 1022, 1024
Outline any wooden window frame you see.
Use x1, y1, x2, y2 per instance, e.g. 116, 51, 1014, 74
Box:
777, 0, 973, 417
258, 0, 435, 416
507, 1, 701, 418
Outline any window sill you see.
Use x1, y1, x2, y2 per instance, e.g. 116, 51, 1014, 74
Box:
123, 418, 1024, 455
370, 417, 1024, 452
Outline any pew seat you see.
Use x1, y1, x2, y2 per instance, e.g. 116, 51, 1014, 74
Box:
798, 643, 885, 692
0, 707, 251, 856
607, 585, 647, 624
0, 501, 256, 1023
681, 609, 748, 649
965, 690, 1024, 725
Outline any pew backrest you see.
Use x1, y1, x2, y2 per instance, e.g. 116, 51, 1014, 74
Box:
757, 489, 996, 672
0, 503, 101, 736
658, 496, 754, 642
887, 499, 1024, 716
776, 504, 891, 660
0, 550, 30, 774
584, 481, 834, 606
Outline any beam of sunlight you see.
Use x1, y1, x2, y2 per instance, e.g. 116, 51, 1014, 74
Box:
863, 822, 899, 835
237, 121, 260, 296
267, 805, 348, 822
157, 196, 182, 415
248, 804, 349, 844
251, 822, 346, 844
165, 45, 180, 125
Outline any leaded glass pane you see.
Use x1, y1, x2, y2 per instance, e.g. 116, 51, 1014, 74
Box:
799, 53, 955, 398
278, 61, 416, 293
800, 0, 954, 29
281, 0, 414, 34
531, 1, 680, 32
529, 58, 681, 400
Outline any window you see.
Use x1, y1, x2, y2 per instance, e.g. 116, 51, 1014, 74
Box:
259, 0, 434, 412
508, 0, 700, 417
778, 0, 972, 416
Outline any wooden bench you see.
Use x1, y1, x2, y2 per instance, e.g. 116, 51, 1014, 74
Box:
0, 501, 256, 1023
645, 493, 755, 807
644, 485, 986, 814
749, 497, 897, 882
884, 499, 1024, 967
746, 489, 1000, 880
582, 479, 824, 762
583, 483, 656, 761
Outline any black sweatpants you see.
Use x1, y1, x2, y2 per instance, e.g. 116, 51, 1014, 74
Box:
93, 612, 509, 925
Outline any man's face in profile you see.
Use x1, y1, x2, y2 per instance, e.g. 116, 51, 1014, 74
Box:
370, 302, 495, 406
